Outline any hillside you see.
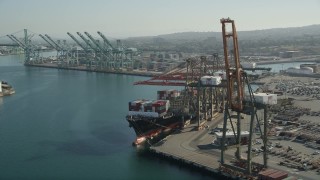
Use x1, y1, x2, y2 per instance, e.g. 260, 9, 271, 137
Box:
124, 24, 320, 56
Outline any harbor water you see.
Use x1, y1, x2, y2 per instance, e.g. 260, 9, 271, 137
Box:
0, 54, 212, 179
0, 54, 312, 179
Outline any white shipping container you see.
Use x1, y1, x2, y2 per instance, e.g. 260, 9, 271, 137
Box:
143, 100, 153, 106
214, 71, 227, 80
200, 76, 222, 85
245, 93, 277, 105
156, 100, 170, 111
241, 62, 256, 69
287, 67, 313, 75
131, 99, 144, 106
128, 111, 159, 118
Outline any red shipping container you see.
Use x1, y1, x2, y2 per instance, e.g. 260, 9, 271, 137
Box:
258, 169, 278, 180
267, 171, 288, 180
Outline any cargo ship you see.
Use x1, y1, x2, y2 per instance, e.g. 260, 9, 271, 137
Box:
126, 90, 189, 146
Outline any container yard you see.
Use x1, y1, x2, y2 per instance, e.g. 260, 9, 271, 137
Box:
126, 18, 320, 180
141, 72, 320, 179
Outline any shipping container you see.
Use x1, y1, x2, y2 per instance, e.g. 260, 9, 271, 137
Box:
245, 93, 277, 105
258, 169, 278, 180
129, 99, 170, 114
213, 71, 227, 80
267, 171, 288, 180
200, 76, 222, 85
241, 62, 256, 68
127, 111, 159, 118
157, 89, 180, 100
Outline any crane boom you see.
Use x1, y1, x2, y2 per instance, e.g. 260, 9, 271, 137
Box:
84, 32, 105, 51
39, 34, 57, 50
84, 32, 113, 59
221, 18, 244, 112
77, 32, 97, 51
44, 34, 63, 51
67, 32, 88, 51
97, 31, 114, 49
7, 35, 26, 49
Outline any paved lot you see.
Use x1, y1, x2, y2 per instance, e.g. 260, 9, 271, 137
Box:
151, 113, 320, 179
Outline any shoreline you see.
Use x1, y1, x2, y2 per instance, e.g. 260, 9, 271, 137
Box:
23, 57, 319, 78
24, 63, 160, 77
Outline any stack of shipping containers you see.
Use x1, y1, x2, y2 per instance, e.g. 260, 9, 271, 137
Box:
128, 99, 170, 117
157, 89, 180, 100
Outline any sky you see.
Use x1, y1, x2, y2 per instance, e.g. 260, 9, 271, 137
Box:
1, 0, 320, 38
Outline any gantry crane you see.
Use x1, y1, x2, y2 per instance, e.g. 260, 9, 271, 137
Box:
134, 54, 225, 129
77, 32, 102, 68
39, 34, 56, 50
219, 18, 270, 175
98, 31, 136, 69
183, 56, 225, 129
7, 29, 40, 62
97, 31, 123, 68
67, 32, 95, 67
44, 34, 63, 52
97, 31, 114, 50
67, 32, 88, 52
44, 34, 69, 65
44, 34, 79, 66
84, 32, 113, 68
7, 35, 26, 49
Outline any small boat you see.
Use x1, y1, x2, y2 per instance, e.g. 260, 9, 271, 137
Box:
0, 81, 15, 97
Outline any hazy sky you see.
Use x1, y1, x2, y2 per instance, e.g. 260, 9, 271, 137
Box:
1, 0, 320, 38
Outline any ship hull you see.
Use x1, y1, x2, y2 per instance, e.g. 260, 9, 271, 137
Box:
127, 115, 185, 146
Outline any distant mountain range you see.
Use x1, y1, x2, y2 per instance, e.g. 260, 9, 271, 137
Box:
124, 24, 320, 55
128, 24, 320, 41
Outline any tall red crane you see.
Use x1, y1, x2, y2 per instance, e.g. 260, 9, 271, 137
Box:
221, 18, 245, 112
220, 18, 271, 176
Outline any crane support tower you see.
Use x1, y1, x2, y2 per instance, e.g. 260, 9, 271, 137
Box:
219, 18, 271, 175
7, 29, 40, 63
221, 18, 244, 112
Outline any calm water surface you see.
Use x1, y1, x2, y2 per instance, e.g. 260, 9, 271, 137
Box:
0, 55, 214, 179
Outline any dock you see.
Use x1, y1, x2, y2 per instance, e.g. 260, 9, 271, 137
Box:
147, 110, 319, 180
148, 114, 238, 178
24, 63, 162, 77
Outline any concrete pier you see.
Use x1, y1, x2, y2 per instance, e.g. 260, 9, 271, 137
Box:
149, 114, 229, 177
148, 112, 319, 180
24, 63, 161, 77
